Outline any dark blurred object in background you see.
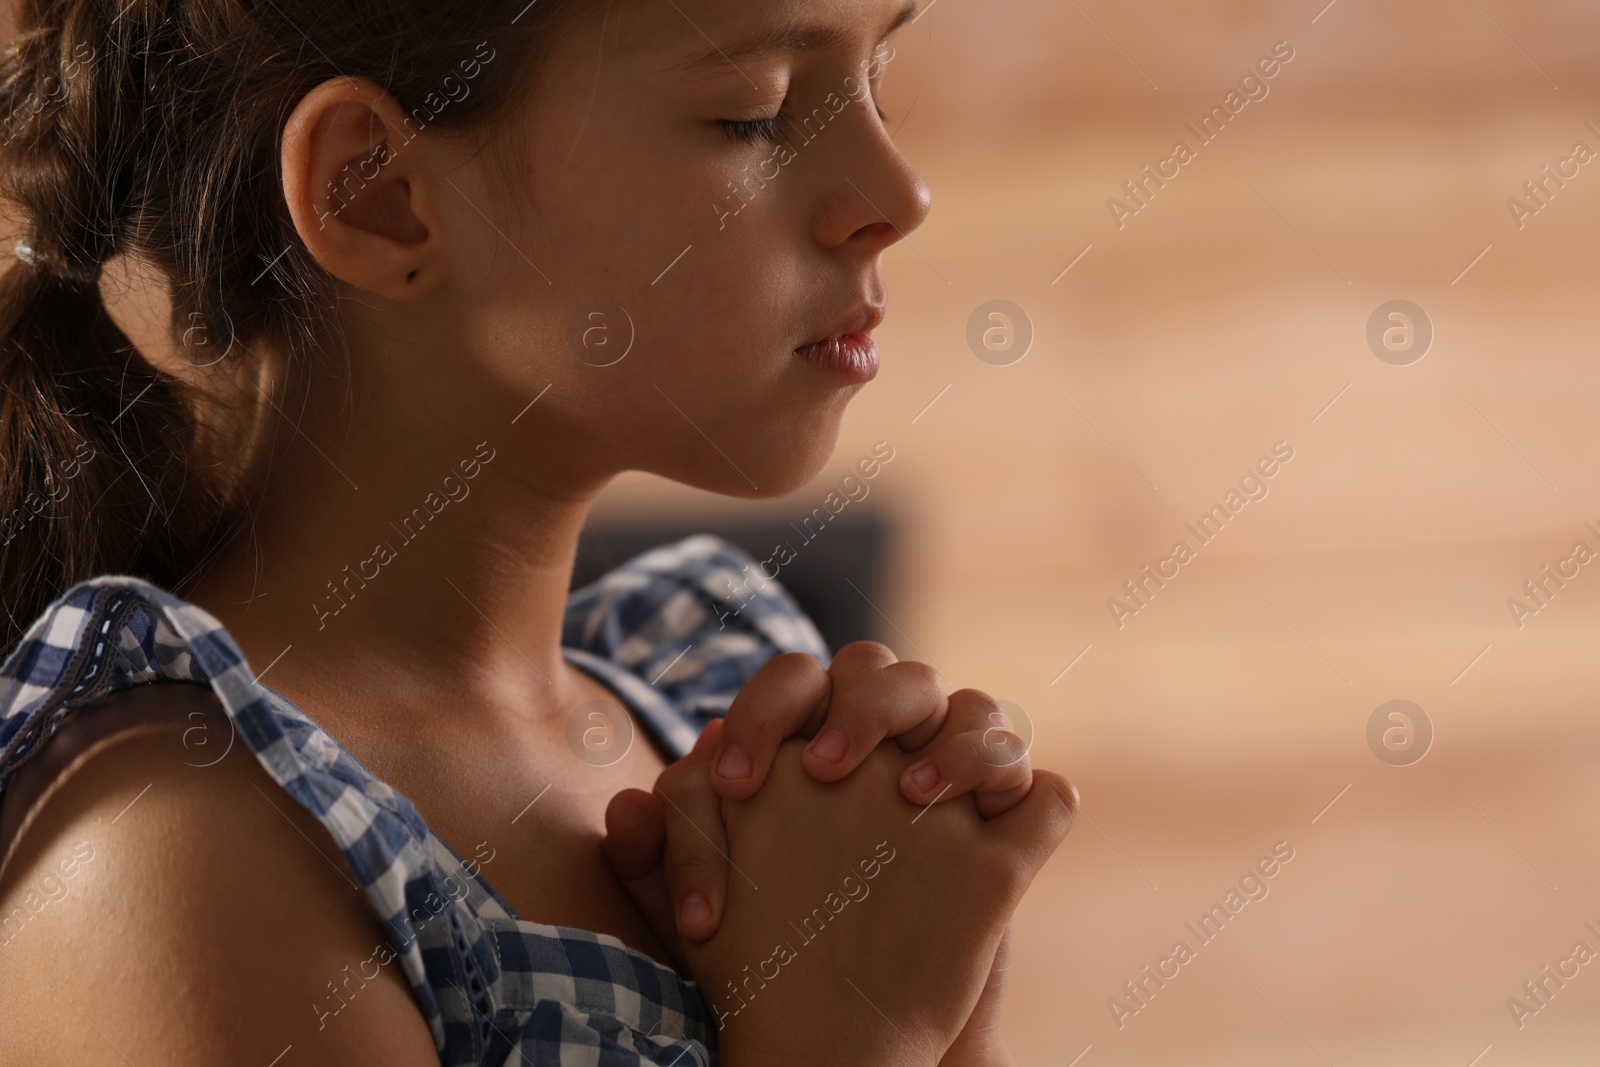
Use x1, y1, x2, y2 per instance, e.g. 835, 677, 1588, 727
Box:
572, 513, 891, 654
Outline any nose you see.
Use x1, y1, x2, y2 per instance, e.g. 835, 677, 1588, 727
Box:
812, 99, 933, 254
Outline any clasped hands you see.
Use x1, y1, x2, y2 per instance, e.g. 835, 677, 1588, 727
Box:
602, 643, 1077, 1067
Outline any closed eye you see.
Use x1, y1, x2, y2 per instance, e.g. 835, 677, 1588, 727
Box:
721, 110, 790, 146
721, 96, 892, 147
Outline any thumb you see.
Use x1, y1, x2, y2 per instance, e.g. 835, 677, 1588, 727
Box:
601, 788, 689, 971
602, 787, 666, 880
602, 721, 720, 882
981, 769, 1079, 888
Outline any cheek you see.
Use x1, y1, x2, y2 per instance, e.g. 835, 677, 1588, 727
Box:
460, 79, 843, 491
526, 145, 794, 359
496, 77, 818, 384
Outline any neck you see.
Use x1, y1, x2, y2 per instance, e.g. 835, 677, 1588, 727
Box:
183, 345, 611, 726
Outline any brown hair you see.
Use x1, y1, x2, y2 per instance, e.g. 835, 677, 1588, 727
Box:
0, 0, 577, 651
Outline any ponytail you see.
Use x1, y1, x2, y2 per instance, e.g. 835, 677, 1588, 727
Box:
0, 253, 223, 650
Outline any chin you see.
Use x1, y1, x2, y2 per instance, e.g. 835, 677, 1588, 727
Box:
662, 402, 850, 500
757, 399, 857, 497
736, 437, 846, 500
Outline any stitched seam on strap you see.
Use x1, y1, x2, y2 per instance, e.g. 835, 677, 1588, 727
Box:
0, 587, 135, 784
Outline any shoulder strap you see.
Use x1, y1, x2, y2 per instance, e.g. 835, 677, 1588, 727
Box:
0, 575, 494, 1062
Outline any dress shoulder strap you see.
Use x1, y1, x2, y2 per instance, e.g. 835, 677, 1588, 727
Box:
0, 575, 490, 1058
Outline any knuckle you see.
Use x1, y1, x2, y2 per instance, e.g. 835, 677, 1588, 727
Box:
753, 708, 812, 748
949, 687, 1002, 714
655, 761, 703, 801
1058, 776, 1082, 815
757, 651, 825, 686
724, 655, 827, 741
897, 660, 945, 690
823, 691, 887, 732
832, 640, 897, 669
944, 727, 987, 765
668, 850, 716, 881
655, 766, 684, 796
854, 739, 910, 783
824, 685, 890, 727
971, 726, 1030, 771
767, 735, 813, 778
1038, 772, 1079, 830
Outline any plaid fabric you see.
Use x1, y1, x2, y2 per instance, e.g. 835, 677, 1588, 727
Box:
0, 534, 830, 1066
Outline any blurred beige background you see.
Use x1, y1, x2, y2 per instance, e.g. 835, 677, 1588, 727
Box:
11, 0, 1600, 1063
598, 1, 1600, 1063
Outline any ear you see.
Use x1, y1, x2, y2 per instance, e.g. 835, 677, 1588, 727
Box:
280, 76, 448, 301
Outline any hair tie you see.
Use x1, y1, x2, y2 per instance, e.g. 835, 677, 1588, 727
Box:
13, 238, 102, 287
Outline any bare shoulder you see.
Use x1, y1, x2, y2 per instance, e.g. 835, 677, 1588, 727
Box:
0, 684, 438, 1065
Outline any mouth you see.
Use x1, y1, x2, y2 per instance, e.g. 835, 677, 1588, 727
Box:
793, 303, 886, 384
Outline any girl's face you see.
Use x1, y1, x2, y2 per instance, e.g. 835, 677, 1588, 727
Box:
443, 0, 929, 498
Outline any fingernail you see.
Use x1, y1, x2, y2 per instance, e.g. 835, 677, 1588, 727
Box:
808, 728, 849, 763
908, 763, 940, 792
715, 744, 752, 779
678, 892, 711, 927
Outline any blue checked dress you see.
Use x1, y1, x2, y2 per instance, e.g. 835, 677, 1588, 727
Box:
0, 534, 830, 1066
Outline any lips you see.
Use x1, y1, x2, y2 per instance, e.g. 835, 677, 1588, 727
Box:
794, 333, 878, 382
796, 304, 886, 352
793, 303, 885, 384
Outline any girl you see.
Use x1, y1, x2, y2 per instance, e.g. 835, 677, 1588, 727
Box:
0, 0, 1075, 1063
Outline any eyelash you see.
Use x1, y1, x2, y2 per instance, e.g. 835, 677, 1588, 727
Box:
720, 93, 891, 147
722, 110, 790, 147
